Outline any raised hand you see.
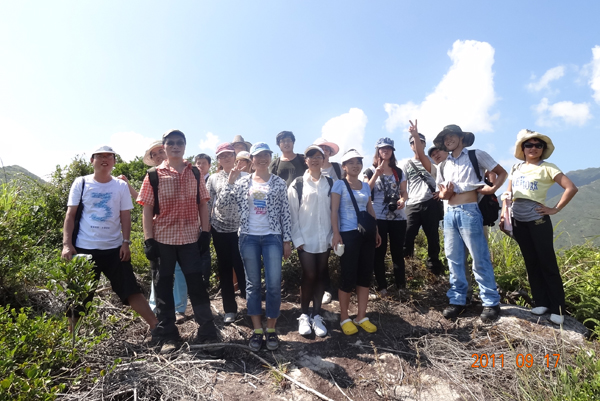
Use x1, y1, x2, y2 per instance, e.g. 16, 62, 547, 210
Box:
408, 119, 419, 137
374, 159, 385, 177
228, 163, 244, 184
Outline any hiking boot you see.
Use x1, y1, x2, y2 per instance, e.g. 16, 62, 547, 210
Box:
265, 331, 279, 351
480, 305, 501, 322
248, 332, 263, 352
443, 304, 466, 319
311, 315, 327, 337
298, 314, 312, 335
224, 313, 236, 324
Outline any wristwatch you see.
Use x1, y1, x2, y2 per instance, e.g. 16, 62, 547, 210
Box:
122, 239, 132, 245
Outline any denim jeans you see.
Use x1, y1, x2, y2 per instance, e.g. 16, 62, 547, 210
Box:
239, 234, 283, 318
443, 203, 500, 307
149, 262, 188, 314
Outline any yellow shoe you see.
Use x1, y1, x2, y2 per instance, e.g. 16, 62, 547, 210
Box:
340, 319, 358, 335
353, 317, 377, 333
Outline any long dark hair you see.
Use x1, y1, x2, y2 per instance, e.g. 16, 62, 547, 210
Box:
372, 147, 397, 168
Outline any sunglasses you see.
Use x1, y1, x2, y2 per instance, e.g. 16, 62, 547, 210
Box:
166, 140, 185, 147
523, 142, 543, 149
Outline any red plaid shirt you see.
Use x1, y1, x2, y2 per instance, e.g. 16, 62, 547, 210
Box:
137, 160, 210, 245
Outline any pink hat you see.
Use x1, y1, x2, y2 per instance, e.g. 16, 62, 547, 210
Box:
216, 142, 235, 156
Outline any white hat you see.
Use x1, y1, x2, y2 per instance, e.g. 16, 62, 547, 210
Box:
340, 149, 363, 163
236, 151, 251, 161
91, 145, 116, 156
514, 129, 555, 161
304, 145, 325, 157
313, 137, 340, 156
143, 141, 164, 166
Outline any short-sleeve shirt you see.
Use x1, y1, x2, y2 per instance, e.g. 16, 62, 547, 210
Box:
371, 173, 407, 220
510, 161, 562, 204
67, 175, 133, 250
436, 148, 499, 196
137, 160, 210, 245
332, 180, 371, 232
321, 163, 345, 182
400, 158, 437, 205
270, 154, 308, 187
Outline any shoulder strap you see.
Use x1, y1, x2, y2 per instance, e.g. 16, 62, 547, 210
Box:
79, 177, 85, 203
468, 150, 482, 182
332, 162, 342, 179
191, 166, 201, 205
393, 166, 403, 183
147, 167, 160, 215
293, 176, 304, 207
342, 179, 361, 217
326, 176, 334, 197
408, 159, 436, 193
439, 160, 447, 181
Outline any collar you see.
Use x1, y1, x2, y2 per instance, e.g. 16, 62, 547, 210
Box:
157, 159, 191, 171
447, 147, 468, 161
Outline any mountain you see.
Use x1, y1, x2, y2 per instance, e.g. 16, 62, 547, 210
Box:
0, 165, 46, 185
546, 167, 600, 200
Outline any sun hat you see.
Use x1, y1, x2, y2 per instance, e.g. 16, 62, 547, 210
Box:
304, 145, 325, 157
236, 151, 251, 161
313, 137, 340, 156
249, 142, 273, 156
91, 145, 116, 156
216, 142, 235, 156
433, 125, 475, 151
514, 129, 555, 161
375, 137, 395, 151
142, 140, 164, 166
340, 149, 364, 163
231, 135, 252, 152
409, 133, 426, 144
162, 129, 186, 144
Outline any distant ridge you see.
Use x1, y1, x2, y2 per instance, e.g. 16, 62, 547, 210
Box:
0, 165, 46, 184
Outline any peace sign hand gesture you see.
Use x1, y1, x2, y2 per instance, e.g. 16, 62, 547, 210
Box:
228, 163, 244, 185
374, 159, 385, 177
408, 120, 419, 138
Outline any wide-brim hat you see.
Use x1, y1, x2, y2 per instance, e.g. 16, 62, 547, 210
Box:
433, 124, 475, 151
341, 149, 363, 163
514, 129, 554, 161
143, 140, 164, 166
231, 135, 252, 152
313, 137, 340, 156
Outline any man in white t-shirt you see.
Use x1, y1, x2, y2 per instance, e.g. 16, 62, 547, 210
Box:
61, 146, 158, 332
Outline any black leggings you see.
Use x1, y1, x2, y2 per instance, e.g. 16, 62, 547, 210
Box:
298, 249, 329, 315
211, 229, 246, 314
374, 219, 407, 291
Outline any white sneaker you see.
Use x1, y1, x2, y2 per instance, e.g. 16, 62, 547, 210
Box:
298, 314, 312, 335
224, 313, 236, 324
322, 291, 332, 304
312, 315, 327, 337
531, 307, 549, 316
550, 314, 564, 325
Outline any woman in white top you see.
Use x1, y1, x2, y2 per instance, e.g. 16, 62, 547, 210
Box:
288, 146, 333, 337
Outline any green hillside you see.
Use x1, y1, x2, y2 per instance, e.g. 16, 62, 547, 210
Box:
0, 165, 45, 184
549, 178, 600, 249
546, 167, 600, 200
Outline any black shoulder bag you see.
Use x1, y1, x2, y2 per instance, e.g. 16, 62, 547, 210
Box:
407, 159, 444, 221
342, 179, 377, 240
71, 178, 86, 246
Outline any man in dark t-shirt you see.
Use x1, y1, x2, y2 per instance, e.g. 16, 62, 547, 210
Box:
269, 131, 307, 187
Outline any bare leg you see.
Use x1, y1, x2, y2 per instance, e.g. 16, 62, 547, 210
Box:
251, 315, 263, 330
266, 317, 277, 329
338, 289, 352, 322
128, 293, 158, 330
356, 286, 369, 321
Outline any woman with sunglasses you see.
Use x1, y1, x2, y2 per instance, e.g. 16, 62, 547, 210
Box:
332, 149, 382, 335
500, 130, 577, 325
206, 143, 248, 324
364, 138, 408, 297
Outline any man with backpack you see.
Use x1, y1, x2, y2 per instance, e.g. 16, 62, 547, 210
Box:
269, 131, 307, 186
137, 129, 219, 348
400, 133, 445, 276
423, 122, 507, 322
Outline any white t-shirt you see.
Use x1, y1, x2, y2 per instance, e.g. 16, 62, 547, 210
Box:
247, 180, 278, 236
67, 175, 133, 250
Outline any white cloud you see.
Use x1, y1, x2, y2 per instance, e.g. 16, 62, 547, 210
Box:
586, 45, 600, 103
527, 66, 565, 92
198, 132, 220, 152
108, 131, 156, 162
534, 97, 592, 126
384, 40, 498, 144
321, 108, 368, 162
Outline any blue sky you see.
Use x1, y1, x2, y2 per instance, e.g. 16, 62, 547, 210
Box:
1, 1, 599, 180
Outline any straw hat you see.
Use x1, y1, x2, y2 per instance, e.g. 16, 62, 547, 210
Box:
231, 135, 252, 152
143, 141, 164, 166
514, 129, 554, 161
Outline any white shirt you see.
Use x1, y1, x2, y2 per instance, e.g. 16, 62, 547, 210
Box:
287, 173, 333, 253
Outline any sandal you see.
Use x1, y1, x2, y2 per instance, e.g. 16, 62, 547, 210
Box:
340, 318, 358, 335
353, 317, 377, 333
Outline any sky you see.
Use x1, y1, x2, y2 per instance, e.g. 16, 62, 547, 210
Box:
0, 1, 599, 181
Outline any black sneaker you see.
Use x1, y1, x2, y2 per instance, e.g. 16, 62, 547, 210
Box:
443, 304, 466, 319
265, 331, 279, 351
480, 305, 501, 322
248, 332, 263, 352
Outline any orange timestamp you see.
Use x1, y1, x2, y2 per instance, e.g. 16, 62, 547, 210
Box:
471, 353, 561, 368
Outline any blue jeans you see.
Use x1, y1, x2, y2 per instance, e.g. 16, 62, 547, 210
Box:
443, 203, 500, 307
149, 262, 188, 314
239, 234, 283, 319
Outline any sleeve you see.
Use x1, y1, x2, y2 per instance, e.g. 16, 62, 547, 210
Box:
278, 180, 293, 242
400, 160, 409, 180
136, 174, 154, 206
475, 150, 499, 173
120, 181, 134, 210
287, 183, 304, 248
198, 173, 210, 202
331, 179, 344, 196
67, 177, 84, 207
430, 164, 438, 181
206, 176, 215, 218
269, 158, 278, 175
435, 163, 443, 185
544, 162, 562, 180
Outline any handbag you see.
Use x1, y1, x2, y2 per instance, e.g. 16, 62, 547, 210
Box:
71, 178, 85, 247
343, 179, 377, 239
407, 159, 444, 221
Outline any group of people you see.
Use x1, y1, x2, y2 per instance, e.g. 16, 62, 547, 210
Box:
60, 120, 578, 353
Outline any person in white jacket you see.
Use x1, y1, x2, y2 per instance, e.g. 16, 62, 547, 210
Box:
288, 145, 333, 337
